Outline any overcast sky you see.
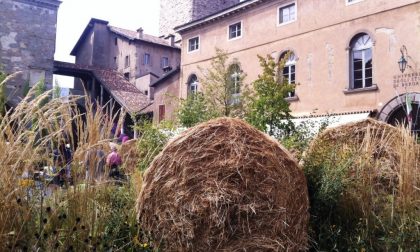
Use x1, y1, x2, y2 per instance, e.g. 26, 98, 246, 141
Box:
54, 0, 160, 87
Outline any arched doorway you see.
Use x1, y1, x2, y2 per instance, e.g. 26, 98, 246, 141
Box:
378, 92, 420, 134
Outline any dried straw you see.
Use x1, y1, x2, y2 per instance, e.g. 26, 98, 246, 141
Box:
120, 139, 139, 174
137, 117, 309, 251
305, 119, 419, 230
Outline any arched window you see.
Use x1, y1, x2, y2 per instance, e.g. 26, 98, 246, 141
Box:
228, 64, 241, 105
350, 33, 373, 89
280, 51, 296, 97
187, 74, 199, 95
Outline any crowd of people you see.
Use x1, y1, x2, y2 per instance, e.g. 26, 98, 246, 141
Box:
26, 125, 131, 190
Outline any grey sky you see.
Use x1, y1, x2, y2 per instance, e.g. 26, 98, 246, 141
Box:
54, 0, 160, 87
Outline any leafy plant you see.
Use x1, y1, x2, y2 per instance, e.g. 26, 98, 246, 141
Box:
246, 54, 294, 136
135, 121, 169, 171
177, 48, 250, 127
177, 92, 218, 127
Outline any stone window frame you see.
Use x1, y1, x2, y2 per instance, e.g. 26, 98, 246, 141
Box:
228, 21, 243, 41
187, 36, 200, 53
277, 1, 297, 27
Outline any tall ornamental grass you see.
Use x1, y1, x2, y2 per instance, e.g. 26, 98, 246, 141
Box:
0, 76, 150, 251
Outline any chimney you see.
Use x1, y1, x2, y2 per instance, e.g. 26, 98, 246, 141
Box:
137, 27, 143, 39
165, 34, 175, 47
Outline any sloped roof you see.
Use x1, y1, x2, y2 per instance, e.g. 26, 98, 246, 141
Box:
109, 26, 178, 49
54, 61, 151, 114
150, 67, 180, 87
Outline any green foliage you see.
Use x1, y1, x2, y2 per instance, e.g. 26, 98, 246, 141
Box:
177, 93, 219, 127
246, 54, 294, 136
136, 121, 169, 171
281, 114, 335, 160
53, 81, 62, 99
22, 80, 30, 97
177, 48, 250, 127
198, 48, 249, 118
34, 79, 48, 107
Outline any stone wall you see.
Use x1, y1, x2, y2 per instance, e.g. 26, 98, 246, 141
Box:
159, 0, 239, 39
0, 0, 60, 105
192, 0, 239, 20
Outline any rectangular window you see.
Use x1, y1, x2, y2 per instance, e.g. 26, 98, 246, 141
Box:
125, 55, 130, 68
279, 3, 296, 24
188, 37, 199, 52
114, 37, 118, 46
143, 53, 150, 65
228, 22, 242, 40
283, 65, 296, 97
124, 72, 130, 80
158, 105, 165, 122
161, 57, 169, 68
352, 49, 372, 89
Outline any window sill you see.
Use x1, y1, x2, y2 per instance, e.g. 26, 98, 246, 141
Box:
343, 84, 378, 94
285, 95, 299, 102
277, 19, 296, 27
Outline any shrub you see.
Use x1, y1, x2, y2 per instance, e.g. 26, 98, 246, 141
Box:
135, 121, 170, 171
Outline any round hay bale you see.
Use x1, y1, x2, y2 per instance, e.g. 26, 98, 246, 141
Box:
136, 117, 309, 251
304, 119, 420, 250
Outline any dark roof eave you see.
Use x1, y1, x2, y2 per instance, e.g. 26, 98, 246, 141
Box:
174, 0, 264, 33
150, 67, 180, 87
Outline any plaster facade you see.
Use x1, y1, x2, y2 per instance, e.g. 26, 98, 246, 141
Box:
176, 0, 420, 123
0, 0, 60, 105
151, 70, 180, 124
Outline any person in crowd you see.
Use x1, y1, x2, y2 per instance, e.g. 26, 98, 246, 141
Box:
106, 144, 122, 179
84, 145, 106, 182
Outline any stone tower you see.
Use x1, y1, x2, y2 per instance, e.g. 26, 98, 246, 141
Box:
0, 0, 61, 106
159, 0, 240, 39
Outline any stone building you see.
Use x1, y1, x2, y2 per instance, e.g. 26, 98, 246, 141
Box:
175, 0, 420, 132
71, 18, 181, 97
0, 0, 61, 106
69, 18, 182, 125
159, 0, 240, 40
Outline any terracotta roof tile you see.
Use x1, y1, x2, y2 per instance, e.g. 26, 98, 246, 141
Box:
54, 61, 151, 114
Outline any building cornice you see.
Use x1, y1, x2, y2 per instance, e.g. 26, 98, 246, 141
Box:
174, 0, 270, 33
13, 0, 61, 10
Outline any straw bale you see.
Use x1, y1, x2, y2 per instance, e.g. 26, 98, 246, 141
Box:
306, 119, 418, 191
137, 117, 309, 251
120, 139, 138, 174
